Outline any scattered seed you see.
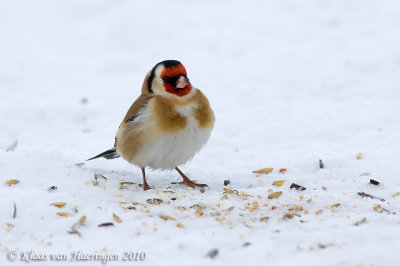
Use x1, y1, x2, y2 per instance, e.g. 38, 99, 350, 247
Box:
392, 192, 400, 198
48, 186, 57, 192
57, 212, 72, 217
51, 202, 66, 208
223, 188, 235, 194
315, 210, 323, 215
272, 180, 285, 186
206, 249, 218, 259
358, 192, 385, 202
75, 163, 85, 167
190, 203, 206, 209
290, 183, 306, 191
120, 181, 134, 185
288, 205, 303, 212
68, 227, 81, 237
6, 223, 14, 231
354, 217, 367, 226
159, 215, 176, 221
356, 153, 362, 160
245, 201, 259, 211
195, 209, 204, 217
330, 203, 341, 208
120, 181, 135, 190
370, 179, 380, 186
78, 216, 86, 225
322, 186, 327, 191
98, 222, 114, 227
260, 216, 269, 222
146, 198, 163, 205
238, 191, 253, 199
13, 203, 17, 219
360, 172, 371, 176
224, 180, 231, 186
319, 159, 324, 169
176, 222, 185, 228
268, 191, 282, 199
279, 168, 287, 174
94, 173, 107, 181
373, 204, 390, 214
284, 213, 300, 219
6, 179, 19, 186
159, 191, 173, 194
113, 213, 122, 223
253, 168, 273, 175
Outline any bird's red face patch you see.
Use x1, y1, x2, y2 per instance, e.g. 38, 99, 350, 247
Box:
161, 64, 192, 97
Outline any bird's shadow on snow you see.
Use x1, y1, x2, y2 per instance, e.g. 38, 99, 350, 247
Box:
78, 164, 193, 191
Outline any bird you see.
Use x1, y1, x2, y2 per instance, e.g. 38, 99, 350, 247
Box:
88, 60, 215, 191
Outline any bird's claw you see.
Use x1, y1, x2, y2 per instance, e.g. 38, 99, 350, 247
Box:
178, 180, 208, 189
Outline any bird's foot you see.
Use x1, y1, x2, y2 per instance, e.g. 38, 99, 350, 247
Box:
178, 179, 208, 189
174, 167, 208, 189
141, 182, 151, 191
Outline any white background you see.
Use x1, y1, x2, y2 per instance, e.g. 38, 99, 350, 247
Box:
1, 0, 400, 265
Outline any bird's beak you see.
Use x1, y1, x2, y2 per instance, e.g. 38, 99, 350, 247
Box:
176, 75, 190, 89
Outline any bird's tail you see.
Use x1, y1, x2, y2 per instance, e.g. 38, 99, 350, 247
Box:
87, 148, 120, 161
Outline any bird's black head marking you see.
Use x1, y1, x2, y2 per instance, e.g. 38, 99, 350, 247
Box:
161, 60, 181, 68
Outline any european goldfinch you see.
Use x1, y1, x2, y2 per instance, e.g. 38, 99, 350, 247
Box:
88, 60, 215, 190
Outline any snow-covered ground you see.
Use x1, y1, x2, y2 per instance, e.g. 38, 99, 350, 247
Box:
1, 0, 400, 265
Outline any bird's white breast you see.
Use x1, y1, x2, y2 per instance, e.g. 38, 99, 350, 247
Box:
132, 102, 212, 170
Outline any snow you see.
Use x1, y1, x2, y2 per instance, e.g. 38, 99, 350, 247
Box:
1, 0, 400, 265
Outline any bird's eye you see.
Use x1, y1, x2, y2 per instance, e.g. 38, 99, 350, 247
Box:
162, 76, 171, 83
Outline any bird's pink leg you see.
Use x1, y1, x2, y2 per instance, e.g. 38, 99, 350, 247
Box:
175, 167, 207, 188
141, 167, 151, 191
